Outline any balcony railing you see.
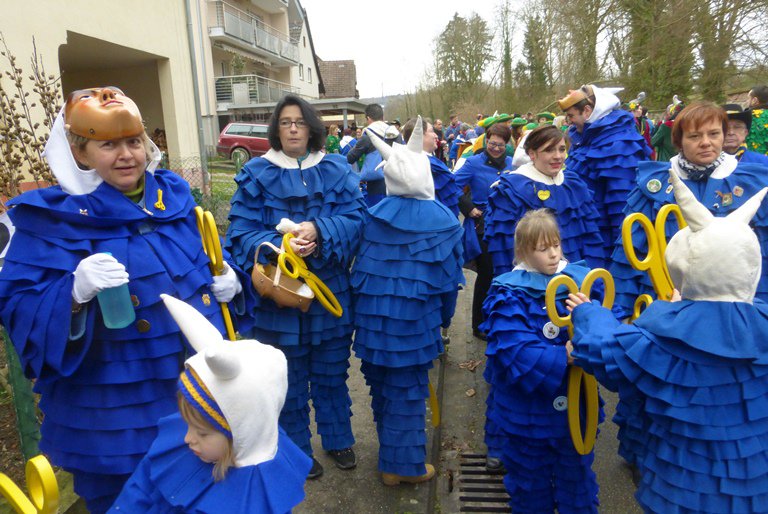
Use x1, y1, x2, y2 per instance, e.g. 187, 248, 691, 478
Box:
215, 74, 298, 106
209, 0, 299, 64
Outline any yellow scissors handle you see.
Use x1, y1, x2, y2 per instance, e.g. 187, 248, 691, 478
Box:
278, 233, 344, 318
545, 275, 579, 339
194, 207, 236, 340
622, 212, 673, 300
632, 294, 654, 321
0, 455, 59, 514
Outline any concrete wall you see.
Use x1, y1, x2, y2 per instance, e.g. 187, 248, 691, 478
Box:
2, 0, 201, 162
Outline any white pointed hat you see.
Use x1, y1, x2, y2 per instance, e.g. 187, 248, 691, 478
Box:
369, 115, 435, 200
163, 294, 288, 467
665, 170, 768, 303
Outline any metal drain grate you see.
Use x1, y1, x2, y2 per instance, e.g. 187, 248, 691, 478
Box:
458, 453, 511, 513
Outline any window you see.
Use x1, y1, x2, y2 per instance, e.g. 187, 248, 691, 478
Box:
308, 68, 312, 84
251, 125, 268, 137
299, 64, 304, 80
221, 61, 228, 76
303, 36, 307, 48
226, 124, 253, 135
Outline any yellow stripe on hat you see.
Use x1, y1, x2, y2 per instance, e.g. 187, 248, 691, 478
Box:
180, 368, 231, 433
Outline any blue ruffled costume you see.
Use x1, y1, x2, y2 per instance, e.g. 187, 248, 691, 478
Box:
225, 152, 366, 458
108, 413, 311, 514
351, 197, 464, 475
484, 168, 604, 274
567, 109, 652, 262
573, 299, 768, 513
610, 161, 768, 313
428, 155, 460, 217
480, 262, 601, 513
0, 170, 254, 513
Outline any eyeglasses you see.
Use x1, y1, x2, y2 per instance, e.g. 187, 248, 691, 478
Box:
279, 118, 308, 129
487, 142, 506, 149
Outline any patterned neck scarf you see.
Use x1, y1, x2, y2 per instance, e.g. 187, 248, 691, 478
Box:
677, 151, 726, 181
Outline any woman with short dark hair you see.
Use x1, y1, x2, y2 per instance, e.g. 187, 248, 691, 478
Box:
225, 94, 367, 480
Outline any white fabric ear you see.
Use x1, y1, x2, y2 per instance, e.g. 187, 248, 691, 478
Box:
374, 115, 435, 200
205, 346, 241, 380
669, 169, 714, 231
587, 84, 623, 123
161, 294, 225, 352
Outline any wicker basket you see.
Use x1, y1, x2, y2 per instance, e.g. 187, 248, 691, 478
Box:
251, 241, 314, 312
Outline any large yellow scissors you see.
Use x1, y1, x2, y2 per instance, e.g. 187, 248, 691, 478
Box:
194, 206, 236, 340
278, 233, 343, 318
622, 204, 687, 303
545, 269, 614, 455
0, 455, 58, 514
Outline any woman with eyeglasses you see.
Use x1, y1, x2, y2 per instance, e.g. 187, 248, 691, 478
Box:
454, 123, 514, 342
225, 94, 367, 480
484, 125, 604, 276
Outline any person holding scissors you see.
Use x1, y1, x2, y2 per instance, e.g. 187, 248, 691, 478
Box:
567, 170, 768, 513
225, 94, 366, 480
0, 87, 252, 513
611, 101, 768, 313
480, 209, 608, 513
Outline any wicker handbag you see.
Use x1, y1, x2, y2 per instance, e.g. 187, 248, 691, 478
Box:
251, 241, 314, 312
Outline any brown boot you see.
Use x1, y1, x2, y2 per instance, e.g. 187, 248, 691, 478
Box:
381, 464, 435, 486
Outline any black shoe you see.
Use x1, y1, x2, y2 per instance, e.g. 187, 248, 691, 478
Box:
308, 457, 324, 479
486, 456, 505, 473
327, 447, 357, 470
442, 335, 451, 345
473, 329, 487, 341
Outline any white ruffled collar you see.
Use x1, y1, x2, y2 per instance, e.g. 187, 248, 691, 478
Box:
669, 153, 737, 180
262, 148, 325, 169
512, 162, 564, 185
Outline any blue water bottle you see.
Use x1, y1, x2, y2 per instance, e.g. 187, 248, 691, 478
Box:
97, 253, 136, 329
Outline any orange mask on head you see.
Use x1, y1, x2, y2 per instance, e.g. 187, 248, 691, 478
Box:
64, 87, 144, 140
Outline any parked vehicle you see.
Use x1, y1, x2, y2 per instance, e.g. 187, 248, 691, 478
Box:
216, 122, 270, 162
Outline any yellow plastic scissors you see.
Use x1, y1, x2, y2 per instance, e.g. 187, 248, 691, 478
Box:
0, 455, 59, 514
278, 233, 343, 318
545, 268, 614, 455
622, 204, 687, 302
194, 206, 236, 340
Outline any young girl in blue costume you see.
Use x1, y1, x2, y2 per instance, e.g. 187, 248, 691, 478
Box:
484, 125, 604, 276
568, 170, 768, 514
480, 209, 601, 513
612, 102, 768, 314
225, 95, 366, 479
351, 116, 464, 485
0, 87, 253, 513
109, 295, 311, 514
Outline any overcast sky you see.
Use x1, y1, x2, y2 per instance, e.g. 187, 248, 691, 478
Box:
299, 0, 502, 99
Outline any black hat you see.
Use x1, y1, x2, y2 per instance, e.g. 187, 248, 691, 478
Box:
723, 104, 752, 132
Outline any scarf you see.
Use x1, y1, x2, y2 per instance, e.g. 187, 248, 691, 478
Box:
677, 151, 726, 181
484, 150, 508, 171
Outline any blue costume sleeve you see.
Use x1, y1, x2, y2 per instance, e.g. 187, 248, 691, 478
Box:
571, 301, 628, 392
481, 285, 568, 396
429, 156, 460, 217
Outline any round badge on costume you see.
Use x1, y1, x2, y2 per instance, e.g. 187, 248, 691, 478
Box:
646, 179, 662, 193
542, 321, 560, 339
553, 396, 568, 411
538, 189, 551, 201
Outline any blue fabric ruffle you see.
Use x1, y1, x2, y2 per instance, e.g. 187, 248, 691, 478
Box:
352, 197, 464, 368
610, 161, 768, 312
567, 110, 652, 262
225, 153, 366, 347
107, 413, 312, 514
484, 171, 604, 274
572, 300, 768, 513
429, 155, 460, 217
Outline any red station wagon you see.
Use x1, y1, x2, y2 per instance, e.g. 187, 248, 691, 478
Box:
216, 122, 270, 162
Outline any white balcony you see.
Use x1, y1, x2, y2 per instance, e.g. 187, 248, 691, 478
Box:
215, 74, 298, 109
209, 0, 299, 66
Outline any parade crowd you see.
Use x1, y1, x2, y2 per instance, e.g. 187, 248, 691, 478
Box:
3, 82, 768, 513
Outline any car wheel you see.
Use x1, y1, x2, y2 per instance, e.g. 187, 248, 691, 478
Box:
230, 147, 250, 164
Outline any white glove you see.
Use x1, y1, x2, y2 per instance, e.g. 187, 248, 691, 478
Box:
211, 263, 243, 303
72, 254, 129, 304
